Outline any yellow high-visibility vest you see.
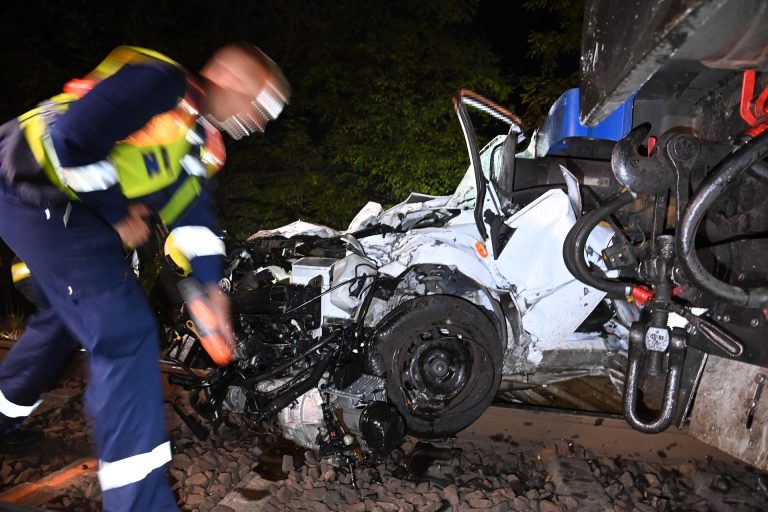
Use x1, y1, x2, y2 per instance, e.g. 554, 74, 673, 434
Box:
16, 46, 224, 225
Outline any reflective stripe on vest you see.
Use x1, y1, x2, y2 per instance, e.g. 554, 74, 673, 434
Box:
18, 95, 80, 200
110, 131, 194, 198
86, 46, 180, 82
168, 226, 225, 259
55, 160, 119, 193
98, 441, 172, 491
0, 388, 42, 418
41, 129, 119, 193
18, 96, 198, 200
159, 175, 202, 226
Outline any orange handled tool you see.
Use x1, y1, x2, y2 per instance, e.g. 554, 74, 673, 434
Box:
178, 278, 233, 366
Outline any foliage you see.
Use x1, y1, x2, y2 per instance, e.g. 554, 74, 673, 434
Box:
215, 0, 514, 235
518, 0, 584, 129
0, 0, 582, 238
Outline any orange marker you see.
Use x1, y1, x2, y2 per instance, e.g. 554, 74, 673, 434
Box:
475, 241, 489, 258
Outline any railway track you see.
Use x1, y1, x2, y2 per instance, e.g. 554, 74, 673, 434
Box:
0, 339, 766, 511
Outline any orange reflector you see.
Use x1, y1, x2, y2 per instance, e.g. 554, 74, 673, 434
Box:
475, 241, 488, 258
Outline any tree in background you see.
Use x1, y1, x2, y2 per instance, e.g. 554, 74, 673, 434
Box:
220, 0, 584, 235
215, 0, 514, 235
0, 0, 585, 313
517, 0, 583, 130
0, 0, 583, 238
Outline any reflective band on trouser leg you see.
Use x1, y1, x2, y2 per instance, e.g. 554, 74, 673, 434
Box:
0, 182, 178, 510
168, 226, 225, 259
0, 388, 41, 418
98, 441, 172, 491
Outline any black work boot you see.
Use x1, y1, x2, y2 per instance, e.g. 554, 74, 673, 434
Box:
0, 418, 45, 452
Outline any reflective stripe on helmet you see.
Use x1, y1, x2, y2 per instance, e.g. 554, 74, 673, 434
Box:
168, 226, 225, 259
98, 441, 172, 491
0, 388, 42, 418
255, 84, 286, 120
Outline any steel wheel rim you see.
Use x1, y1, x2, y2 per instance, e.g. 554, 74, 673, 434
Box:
397, 327, 474, 418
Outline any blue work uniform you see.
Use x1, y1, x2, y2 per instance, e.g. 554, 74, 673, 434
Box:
0, 47, 225, 511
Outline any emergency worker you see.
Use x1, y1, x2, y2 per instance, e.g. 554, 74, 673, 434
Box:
0, 44, 289, 510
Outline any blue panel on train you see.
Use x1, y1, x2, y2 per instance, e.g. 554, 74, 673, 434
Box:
536, 88, 635, 156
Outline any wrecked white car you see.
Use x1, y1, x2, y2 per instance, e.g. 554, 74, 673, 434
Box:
165, 90, 627, 459
168, 1, 768, 471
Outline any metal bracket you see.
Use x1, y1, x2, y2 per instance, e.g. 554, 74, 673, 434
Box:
612, 125, 699, 221
665, 133, 700, 226
326, 374, 385, 402
612, 124, 676, 195
746, 373, 767, 429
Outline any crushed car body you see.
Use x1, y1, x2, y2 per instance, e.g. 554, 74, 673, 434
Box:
161, 0, 768, 471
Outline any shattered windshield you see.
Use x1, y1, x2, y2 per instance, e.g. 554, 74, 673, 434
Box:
448, 134, 508, 207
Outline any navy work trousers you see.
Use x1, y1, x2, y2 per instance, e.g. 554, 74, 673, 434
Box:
0, 182, 178, 511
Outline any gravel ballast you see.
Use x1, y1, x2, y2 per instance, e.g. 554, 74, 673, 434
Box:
1, 374, 766, 511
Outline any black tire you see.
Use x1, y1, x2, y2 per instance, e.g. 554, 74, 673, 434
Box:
375, 295, 503, 438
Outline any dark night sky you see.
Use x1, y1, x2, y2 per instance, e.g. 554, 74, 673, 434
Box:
0, 0, 581, 309
479, 0, 563, 73
0, 1, 572, 120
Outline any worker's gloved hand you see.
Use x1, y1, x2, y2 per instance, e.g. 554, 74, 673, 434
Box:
205, 282, 235, 350
113, 203, 151, 248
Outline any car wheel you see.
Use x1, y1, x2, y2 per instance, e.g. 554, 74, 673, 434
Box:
375, 295, 503, 438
